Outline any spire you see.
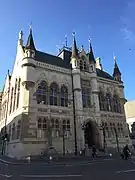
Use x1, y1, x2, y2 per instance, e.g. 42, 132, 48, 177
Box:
88, 37, 95, 64
113, 56, 121, 81
25, 24, 36, 50
18, 30, 23, 46
71, 32, 79, 59
65, 35, 68, 47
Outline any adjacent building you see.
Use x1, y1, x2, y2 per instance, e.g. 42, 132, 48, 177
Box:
125, 101, 135, 145
0, 28, 130, 158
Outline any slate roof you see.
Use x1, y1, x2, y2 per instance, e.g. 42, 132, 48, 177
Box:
25, 29, 36, 50
35, 49, 114, 81
35, 50, 71, 69
23, 45, 114, 81
96, 68, 114, 80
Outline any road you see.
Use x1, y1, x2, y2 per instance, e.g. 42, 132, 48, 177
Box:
1, 158, 135, 179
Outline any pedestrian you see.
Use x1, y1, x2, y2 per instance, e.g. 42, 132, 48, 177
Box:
123, 145, 130, 160
92, 145, 97, 158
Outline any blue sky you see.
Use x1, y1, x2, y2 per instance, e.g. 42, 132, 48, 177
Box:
0, 0, 135, 100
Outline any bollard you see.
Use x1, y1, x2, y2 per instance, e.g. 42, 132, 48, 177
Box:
27, 156, 31, 164
49, 156, 52, 163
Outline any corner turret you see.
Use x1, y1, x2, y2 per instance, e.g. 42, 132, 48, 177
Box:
113, 56, 122, 82
70, 32, 79, 69
21, 26, 36, 90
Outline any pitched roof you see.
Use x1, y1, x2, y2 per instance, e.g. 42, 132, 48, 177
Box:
71, 36, 79, 59
96, 68, 114, 80
25, 28, 36, 50
88, 43, 95, 64
34, 49, 114, 81
35, 50, 71, 69
113, 61, 121, 76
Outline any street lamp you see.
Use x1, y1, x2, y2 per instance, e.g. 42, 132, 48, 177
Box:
71, 69, 78, 156
114, 127, 120, 153
62, 127, 66, 156
100, 123, 106, 152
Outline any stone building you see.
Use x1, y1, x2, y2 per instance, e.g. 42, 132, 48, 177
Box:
0, 28, 130, 158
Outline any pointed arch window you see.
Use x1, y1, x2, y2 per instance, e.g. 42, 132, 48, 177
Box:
99, 91, 105, 111
10, 87, 14, 114
84, 61, 87, 70
113, 94, 121, 113
16, 78, 21, 109
60, 85, 68, 107
81, 80, 91, 108
110, 123, 114, 137
37, 81, 48, 104
106, 93, 112, 111
62, 119, 71, 138
13, 79, 17, 111
113, 95, 118, 112
80, 60, 83, 70
50, 82, 59, 106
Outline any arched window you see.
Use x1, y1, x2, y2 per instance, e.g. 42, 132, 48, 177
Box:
37, 81, 48, 104
67, 120, 70, 131
60, 85, 68, 107
84, 61, 87, 70
50, 82, 59, 106
113, 94, 121, 113
13, 79, 17, 111
63, 120, 71, 138
63, 120, 66, 130
80, 58, 88, 71
82, 88, 91, 108
10, 87, 14, 114
38, 118, 42, 129
81, 80, 91, 108
43, 118, 47, 129
80, 60, 83, 70
51, 118, 60, 137
16, 78, 21, 109
110, 123, 114, 137
99, 91, 105, 111
106, 93, 112, 111
113, 95, 118, 113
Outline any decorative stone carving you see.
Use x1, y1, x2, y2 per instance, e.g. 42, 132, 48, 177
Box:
36, 72, 47, 83
22, 81, 35, 90
38, 108, 48, 112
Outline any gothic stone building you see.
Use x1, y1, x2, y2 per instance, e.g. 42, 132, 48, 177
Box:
0, 28, 130, 158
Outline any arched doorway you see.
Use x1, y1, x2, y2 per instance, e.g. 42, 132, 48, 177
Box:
84, 121, 99, 148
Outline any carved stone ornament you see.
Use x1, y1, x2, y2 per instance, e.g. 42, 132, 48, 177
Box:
22, 81, 34, 90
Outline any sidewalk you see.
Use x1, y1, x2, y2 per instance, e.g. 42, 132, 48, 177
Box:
0, 153, 112, 165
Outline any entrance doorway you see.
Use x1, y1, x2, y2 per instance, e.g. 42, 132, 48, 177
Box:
84, 121, 99, 148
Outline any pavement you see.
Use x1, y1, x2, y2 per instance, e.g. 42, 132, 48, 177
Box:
1, 155, 135, 179
0, 153, 111, 165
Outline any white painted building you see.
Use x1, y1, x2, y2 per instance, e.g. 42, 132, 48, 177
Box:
125, 101, 135, 132
0, 28, 130, 158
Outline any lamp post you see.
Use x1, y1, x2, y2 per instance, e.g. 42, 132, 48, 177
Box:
48, 103, 53, 148
71, 70, 78, 156
100, 123, 106, 152
114, 127, 119, 153
62, 127, 66, 156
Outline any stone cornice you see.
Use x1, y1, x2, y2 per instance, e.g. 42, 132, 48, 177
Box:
36, 62, 71, 75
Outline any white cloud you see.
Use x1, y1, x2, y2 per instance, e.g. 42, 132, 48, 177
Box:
120, 0, 135, 43
121, 27, 135, 42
